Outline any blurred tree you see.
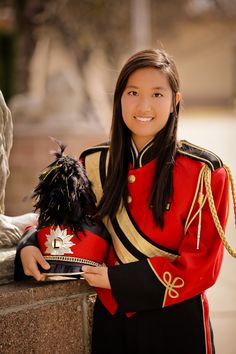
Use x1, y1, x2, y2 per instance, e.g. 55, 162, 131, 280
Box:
1, 0, 236, 101
0, 32, 15, 102
8, 0, 132, 95
13, 0, 46, 93
0, 1, 15, 101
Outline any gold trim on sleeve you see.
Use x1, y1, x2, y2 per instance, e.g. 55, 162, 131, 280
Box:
147, 259, 184, 307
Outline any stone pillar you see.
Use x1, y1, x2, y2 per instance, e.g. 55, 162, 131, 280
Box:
0, 279, 96, 354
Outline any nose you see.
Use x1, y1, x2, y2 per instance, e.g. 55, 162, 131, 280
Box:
137, 95, 152, 113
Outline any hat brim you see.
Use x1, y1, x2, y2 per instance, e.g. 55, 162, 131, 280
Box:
42, 260, 101, 279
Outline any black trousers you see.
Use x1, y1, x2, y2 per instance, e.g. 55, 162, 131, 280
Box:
92, 297, 215, 354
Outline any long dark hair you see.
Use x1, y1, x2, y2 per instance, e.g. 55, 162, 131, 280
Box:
97, 49, 180, 227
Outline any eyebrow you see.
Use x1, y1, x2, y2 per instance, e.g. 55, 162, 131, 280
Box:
125, 85, 167, 90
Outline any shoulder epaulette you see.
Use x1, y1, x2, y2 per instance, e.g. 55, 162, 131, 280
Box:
80, 142, 110, 160
177, 140, 223, 171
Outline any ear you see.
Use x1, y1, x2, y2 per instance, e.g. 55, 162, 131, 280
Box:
171, 92, 182, 113
175, 91, 182, 106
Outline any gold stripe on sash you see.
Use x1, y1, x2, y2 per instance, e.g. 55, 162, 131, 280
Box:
116, 209, 178, 262
103, 217, 139, 264
85, 151, 104, 204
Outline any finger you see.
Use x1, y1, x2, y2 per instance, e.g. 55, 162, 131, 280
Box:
81, 265, 93, 273
82, 273, 97, 286
24, 261, 45, 281
35, 252, 50, 270
33, 268, 46, 282
82, 265, 100, 273
20, 246, 47, 281
38, 273, 46, 281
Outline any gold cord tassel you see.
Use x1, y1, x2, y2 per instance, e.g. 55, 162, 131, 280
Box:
224, 165, 236, 227
184, 163, 236, 255
184, 165, 207, 250
204, 164, 236, 258
196, 174, 205, 250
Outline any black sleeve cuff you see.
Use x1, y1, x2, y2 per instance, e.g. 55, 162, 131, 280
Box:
108, 259, 166, 312
14, 227, 39, 281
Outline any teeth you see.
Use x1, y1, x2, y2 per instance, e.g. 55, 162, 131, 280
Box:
135, 116, 153, 122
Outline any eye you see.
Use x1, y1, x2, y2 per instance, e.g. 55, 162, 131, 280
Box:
128, 90, 139, 96
153, 92, 163, 98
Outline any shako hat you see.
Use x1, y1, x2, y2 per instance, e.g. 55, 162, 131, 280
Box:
33, 138, 110, 277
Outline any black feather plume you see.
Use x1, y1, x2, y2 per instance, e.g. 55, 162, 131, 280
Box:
33, 139, 96, 233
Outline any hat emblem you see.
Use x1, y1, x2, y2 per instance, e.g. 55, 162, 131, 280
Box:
44, 226, 75, 256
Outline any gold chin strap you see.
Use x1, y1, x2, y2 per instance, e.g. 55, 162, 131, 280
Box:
184, 164, 236, 258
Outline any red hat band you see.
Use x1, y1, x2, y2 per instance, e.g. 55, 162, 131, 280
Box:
37, 225, 109, 274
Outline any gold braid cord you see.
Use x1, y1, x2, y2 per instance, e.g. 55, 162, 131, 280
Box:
184, 165, 207, 246
204, 164, 236, 258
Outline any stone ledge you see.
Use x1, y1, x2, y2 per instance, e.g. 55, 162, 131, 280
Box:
0, 248, 15, 285
0, 279, 96, 354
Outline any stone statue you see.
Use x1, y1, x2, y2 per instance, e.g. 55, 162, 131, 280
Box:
0, 213, 38, 248
0, 90, 13, 214
0, 91, 38, 284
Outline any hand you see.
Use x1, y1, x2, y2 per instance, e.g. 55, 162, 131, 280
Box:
81, 265, 111, 289
20, 246, 50, 281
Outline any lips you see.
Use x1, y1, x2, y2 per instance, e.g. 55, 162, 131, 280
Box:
134, 116, 154, 122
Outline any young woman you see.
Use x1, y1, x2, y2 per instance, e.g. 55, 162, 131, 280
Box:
18, 49, 233, 354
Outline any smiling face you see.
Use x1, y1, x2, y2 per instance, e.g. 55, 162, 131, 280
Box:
121, 67, 180, 151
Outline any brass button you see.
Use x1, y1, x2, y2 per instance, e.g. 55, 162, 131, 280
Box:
128, 174, 136, 183
127, 195, 132, 204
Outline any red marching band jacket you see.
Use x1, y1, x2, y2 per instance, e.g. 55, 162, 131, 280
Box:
80, 140, 230, 323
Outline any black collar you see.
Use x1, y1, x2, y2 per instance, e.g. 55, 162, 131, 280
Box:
128, 139, 156, 168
